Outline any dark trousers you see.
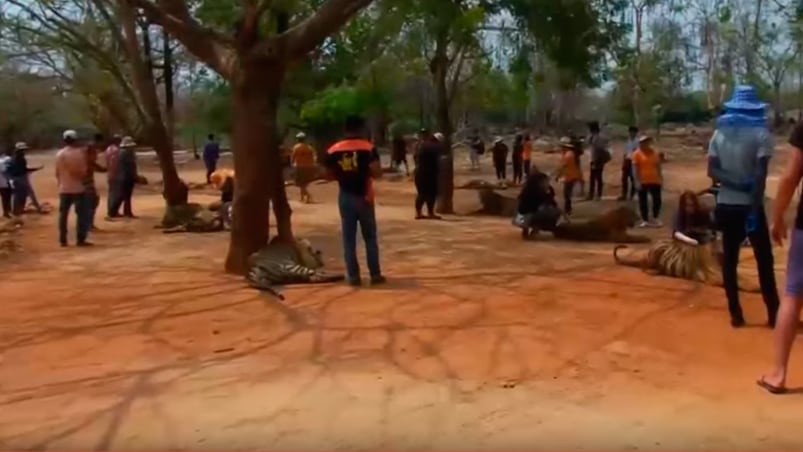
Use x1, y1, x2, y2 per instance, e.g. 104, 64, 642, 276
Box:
110, 180, 135, 217
587, 165, 604, 199
338, 191, 381, 281
620, 159, 636, 199
637, 184, 662, 221
58, 193, 89, 245
512, 157, 523, 183
523, 160, 531, 178
415, 175, 438, 216
715, 204, 780, 323
493, 158, 506, 180
11, 176, 28, 215
0, 187, 11, 217
204, 159, 217, 183
86, 191, 99, 228
563, 180, 576, 215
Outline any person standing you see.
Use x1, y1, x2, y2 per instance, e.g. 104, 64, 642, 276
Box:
324, 115, 385, 286
757, 120, 803, 394
554, 137, 582, 216
8, 142, 43, 216
522, 133, 534, 178
203, 134, 220, 184
511, 134, 524, 185
55, 130, 90, 247
105, 135, 121, 219
84, 134, 107, 230
391, 133, 410, 176
469, 129, 484, 171
413, 129, 441, 220
291, 132, 317, 203
632, 136, 663, 228
0, 149, 11, 218
586, 121, 611, 201
619, 126, 639, 201
569, 132, 586, 197
109, 137, 139, 218
707, 85, 779, 329
491, 137, 508, 182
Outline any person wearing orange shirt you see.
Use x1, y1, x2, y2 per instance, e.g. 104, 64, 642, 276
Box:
291, 132, 317, 203
522, 133, 534, 178
632, 135, 664, 228
553, 137, 582, 215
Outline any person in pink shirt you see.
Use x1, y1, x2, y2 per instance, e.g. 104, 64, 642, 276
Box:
105, 135, 121, 219
55, 129, 90, 247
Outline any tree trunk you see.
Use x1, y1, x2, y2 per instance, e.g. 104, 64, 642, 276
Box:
163, 32, 175, 147
430, 38, 454, 214
224, 61, 289, 274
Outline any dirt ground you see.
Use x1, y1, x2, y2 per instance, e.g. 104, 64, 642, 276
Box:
1, 141, 802, 450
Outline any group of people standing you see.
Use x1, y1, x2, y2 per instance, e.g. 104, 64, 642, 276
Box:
487, 133, 534, 184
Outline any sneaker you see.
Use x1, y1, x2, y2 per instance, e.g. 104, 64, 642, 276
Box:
370, 276, 387, 286
649, 219, 663, 228
637, 221, 649, 228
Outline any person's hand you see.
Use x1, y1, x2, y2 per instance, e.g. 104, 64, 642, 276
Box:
771, 217, 787, 246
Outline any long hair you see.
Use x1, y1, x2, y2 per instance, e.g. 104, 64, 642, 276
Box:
677, 190, 708, 230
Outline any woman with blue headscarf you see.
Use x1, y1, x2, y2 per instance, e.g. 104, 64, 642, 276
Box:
707, 85, 780, 329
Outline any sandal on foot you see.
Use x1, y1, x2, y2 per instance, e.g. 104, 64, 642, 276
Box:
756, 377, 787, 394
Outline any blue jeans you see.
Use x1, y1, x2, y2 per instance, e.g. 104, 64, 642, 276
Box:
338, 191, 381, 281
58, 193, 90, 245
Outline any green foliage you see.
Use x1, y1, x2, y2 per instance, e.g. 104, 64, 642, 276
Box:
299, 85, 370, 130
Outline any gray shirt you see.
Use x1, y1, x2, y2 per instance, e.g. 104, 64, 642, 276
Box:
707, 127, 773, 206
624, 138, 638, 160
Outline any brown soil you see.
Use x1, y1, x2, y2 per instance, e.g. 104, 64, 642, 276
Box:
1, 145, 802, 450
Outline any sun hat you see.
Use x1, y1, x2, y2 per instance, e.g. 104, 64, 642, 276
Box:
723, 85, 766, 111
295, 132, 306, 139
14, 142, 29, 151
120, 136, 136, 148
62, 129, 77, 141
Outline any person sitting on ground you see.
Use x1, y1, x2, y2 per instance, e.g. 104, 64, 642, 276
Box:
515, 169, 560, 239
553, 137, 583, 216
291, 132, 317, 204
673, 190, 715, 246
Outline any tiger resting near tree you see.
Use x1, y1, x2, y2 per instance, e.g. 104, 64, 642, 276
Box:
551, 205, 650, 243
613, 239, 760, 292
246, 237, 345, 299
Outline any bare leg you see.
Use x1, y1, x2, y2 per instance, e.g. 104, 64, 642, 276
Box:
760, 294, 802, 389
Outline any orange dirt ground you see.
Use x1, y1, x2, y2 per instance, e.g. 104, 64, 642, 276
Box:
0, 143, 801, 450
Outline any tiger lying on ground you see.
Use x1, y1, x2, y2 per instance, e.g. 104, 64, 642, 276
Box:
613, 239, 759, 292
457, 179, 511, 190
551, 205, 650, 243
247, 237, 345, 299
158, 203, 229, 233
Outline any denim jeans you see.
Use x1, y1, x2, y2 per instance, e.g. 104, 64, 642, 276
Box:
337, 191, 381, 281
59, 193, 90, 245
25, 174, 41, 210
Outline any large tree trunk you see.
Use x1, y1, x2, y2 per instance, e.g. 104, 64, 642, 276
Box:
430, 39, 454, 214
224, 61, 290, 274
163, 32, 175, 146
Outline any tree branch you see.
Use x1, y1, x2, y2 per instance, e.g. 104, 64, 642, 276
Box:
266, 0, 374, 60
126, 0, 235, 79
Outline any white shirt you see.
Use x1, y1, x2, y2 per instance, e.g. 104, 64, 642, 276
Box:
0, 155, 10, 188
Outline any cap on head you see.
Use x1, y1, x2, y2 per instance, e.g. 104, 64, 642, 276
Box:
295, 132, 306, 139
638, 135, 652, 144
434, 132, 444, 142
120, 136, 136, 148
63, 129, 78, 141
14, 141, 29, 151
494, 137, 503, 144
559, 136, 575, 149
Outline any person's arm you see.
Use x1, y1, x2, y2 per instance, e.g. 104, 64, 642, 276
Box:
631, 154, 641, 189
771, 133, 803, 241
369, 148, 382, 179
54, 155, 61, 183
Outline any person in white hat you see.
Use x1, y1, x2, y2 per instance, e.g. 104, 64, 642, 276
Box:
108, 136, 139, 218
55, 130, 91, 246
7, 141, 44, 216
291, 131, 316, 203
491, 137, 508, 182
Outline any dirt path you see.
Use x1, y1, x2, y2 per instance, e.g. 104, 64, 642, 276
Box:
0, 148, 801, 450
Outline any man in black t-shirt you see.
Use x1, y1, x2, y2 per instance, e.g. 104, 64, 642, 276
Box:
414, 129, 441, 219
324, 115, 385, 286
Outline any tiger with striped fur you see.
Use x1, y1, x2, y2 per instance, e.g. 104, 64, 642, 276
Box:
613, 239, 759, 292
246, 237, 345, 299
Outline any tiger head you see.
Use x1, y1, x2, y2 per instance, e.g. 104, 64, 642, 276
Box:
295, 238, 324, 269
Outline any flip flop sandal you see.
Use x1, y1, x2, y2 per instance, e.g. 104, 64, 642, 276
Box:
756, 377, 787, 395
